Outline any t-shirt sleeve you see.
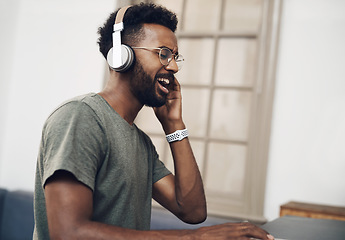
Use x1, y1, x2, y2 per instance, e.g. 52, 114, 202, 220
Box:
152, 157, 171, 183
137, 129, 172, 184
151, 146, 172, 184
41, 101, 107, 191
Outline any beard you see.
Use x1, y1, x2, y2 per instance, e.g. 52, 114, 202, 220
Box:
129, 60, 173, 108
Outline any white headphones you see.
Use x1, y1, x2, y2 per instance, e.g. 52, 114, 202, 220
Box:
106, 6, 135, 72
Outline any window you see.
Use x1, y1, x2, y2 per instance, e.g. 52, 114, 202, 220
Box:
123, 0, 281, 222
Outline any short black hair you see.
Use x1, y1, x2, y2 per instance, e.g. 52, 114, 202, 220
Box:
97, 2, 178, 59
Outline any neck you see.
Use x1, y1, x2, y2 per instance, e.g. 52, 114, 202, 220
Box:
98, 71, 143, 125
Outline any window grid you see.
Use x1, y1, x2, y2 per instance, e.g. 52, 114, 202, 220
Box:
128, 0, 281, 221
156, 0, 256, 216
159, 0, 260, 207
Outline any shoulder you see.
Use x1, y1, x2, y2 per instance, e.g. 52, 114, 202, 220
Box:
49, 93, 99, 116
46, 93, 105, 121
43, 93, 107, 134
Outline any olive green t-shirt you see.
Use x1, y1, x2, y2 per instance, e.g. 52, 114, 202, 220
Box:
33, 93, 171, 239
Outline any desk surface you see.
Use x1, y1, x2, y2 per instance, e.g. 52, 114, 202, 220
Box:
261, 215, 345, 240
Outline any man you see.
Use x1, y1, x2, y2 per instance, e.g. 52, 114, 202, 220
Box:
34, 3, 274, 239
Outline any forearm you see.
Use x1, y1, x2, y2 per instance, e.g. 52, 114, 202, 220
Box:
154, 78, 206, 223
45, 171, 197, 240
165, 123, 207, 223
51, 220, 194, 240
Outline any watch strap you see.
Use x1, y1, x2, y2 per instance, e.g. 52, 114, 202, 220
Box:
166, 129, 188, 143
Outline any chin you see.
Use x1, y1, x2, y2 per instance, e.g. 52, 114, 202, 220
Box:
144, 94, 167, 108
145, 99, 166, 108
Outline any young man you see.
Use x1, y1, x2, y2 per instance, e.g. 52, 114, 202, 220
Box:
33, 3, 274, 239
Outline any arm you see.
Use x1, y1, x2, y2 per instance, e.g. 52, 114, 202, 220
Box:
45, 171, 274, 240
153, 139, 207, 224
152, 78, 274, 240
152, 138, 207, 224
153, 77, 207, 223
45, 170, 191, 240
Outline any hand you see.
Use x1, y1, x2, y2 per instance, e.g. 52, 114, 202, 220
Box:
154, 77, 184, 133
193, 222, 275, 240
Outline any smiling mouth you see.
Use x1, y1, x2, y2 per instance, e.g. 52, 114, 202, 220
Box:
156, 74, 174, 94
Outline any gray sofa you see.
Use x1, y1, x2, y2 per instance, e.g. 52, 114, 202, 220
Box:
0, 188, 231, 239
0, 188, 34, 240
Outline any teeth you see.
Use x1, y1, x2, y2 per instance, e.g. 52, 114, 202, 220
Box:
158, 78, 169, 85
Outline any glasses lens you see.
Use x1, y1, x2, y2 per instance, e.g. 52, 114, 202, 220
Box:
175, 54, 184, 70
159, 48, 172, 65
159, 48, 184, 71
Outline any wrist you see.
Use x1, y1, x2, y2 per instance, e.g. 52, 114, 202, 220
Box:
162, 121, 186, 135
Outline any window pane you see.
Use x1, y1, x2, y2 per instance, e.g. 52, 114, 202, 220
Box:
181, 88, 210, 137
184, 0, 222, 31
205, 142, 247, 197
223, 0, 263, 33
177, 38, 215, 86
214, 38, 257, 87
210, 90, 252, 141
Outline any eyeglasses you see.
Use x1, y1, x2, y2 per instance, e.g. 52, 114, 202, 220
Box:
131, 47, 184, 71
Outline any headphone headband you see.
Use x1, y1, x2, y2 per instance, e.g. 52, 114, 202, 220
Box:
115, 5, 131, 24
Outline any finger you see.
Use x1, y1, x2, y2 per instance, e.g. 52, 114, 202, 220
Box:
166, 91, 180, 100
169, 77, 180, 92
168, 78, 182, 99
238, 222, 274, 240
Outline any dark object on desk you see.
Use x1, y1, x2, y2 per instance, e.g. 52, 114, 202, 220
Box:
280, 201, 345, 221
0, 188, 34, 240
262, 215, 345, 240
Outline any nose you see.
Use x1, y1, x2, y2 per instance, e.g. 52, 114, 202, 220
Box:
164, 58, 178, 73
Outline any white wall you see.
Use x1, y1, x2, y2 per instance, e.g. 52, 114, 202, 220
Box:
0, 0, 344, 222
264, 0, 345, 220
0, 0, 115, 191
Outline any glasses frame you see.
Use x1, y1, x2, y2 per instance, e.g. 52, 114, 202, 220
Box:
131, 47, 184, 70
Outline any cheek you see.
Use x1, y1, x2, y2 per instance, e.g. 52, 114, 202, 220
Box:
137, 54, 164, 75
136, 58, 157, 78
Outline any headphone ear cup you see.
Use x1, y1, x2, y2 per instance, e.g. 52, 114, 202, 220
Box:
119, 44, 135, 72
107, 44, 135, 72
